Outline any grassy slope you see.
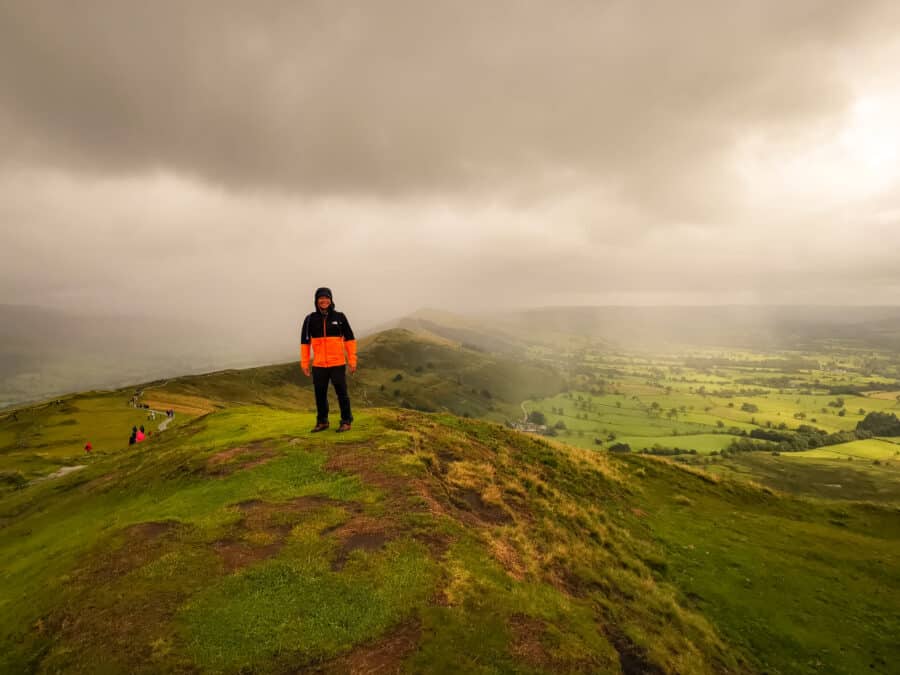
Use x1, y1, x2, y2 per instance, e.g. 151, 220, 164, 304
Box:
140, 328, 564, 423
1, 402, 898, 674
0, 328, 564, 485
355, 329, 565, 420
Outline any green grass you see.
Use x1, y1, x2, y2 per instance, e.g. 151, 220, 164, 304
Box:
791, 438, 900, 460
4, 335, 900, 673
627, 454, 900, 674
179, 539, 437, 672
699, 452, 900, 503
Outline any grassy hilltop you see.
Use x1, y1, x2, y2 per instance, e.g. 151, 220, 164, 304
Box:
1, 400, 899, 673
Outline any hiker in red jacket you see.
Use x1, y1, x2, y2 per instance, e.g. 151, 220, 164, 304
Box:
300, 287, 357, 433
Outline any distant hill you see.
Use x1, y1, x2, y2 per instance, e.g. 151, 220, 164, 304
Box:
355, 328, 565, 419
393, 308, 612, 355
396, 305, 900, 351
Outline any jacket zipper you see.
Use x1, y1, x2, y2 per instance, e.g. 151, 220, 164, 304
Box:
322, 315, 327, 365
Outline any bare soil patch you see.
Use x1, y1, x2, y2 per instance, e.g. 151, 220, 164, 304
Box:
128, 520, 179, 540
205, 443, 278, 477
329, 516, 397, 571
547, 562, 592, 599
602, 623, 666, 675
214, 496, 358, 573
324, 443, 409, 495
312, 620, 421, 675
410, 529, 453, 559
143, 394, 215, 415
508, 614, 551, 669
489, 537, 526, 581
72, 520, 183, 584
213, 537, 284, 573
449, 487, 512, 525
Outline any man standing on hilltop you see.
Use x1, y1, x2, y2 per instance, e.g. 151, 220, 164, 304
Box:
301, 287, 357, 433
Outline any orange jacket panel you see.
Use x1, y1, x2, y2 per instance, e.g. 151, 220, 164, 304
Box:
300, 310, 357, 369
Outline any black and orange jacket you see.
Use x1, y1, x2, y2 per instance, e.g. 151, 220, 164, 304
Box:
300, 307, 357, 369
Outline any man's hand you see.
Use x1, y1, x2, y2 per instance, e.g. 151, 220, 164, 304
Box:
349, 363, 357, 374
302, 366, 311, 377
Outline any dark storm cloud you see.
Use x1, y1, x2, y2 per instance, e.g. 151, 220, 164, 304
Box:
2, 0, 897, 216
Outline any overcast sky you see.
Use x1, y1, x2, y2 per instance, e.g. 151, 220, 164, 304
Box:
3, 0, 900, 337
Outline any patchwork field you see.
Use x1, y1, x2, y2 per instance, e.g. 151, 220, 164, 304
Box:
519, 345, 900, 503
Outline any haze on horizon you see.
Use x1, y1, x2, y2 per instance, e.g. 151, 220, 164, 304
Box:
3, 0, 900, 338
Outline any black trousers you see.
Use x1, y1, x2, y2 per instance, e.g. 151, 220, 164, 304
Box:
312, 365, 353, 424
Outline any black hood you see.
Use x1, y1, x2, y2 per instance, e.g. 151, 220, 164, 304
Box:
314, 287, 334, 311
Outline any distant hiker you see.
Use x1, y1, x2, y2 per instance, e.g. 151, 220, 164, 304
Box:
301, 287, 357, 433
84, 442, 93, 453
136, 425, 146, 443
129, 429, 137, 445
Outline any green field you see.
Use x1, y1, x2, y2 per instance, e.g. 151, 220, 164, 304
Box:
618, 434, 740, 454
789, 438, 900, 460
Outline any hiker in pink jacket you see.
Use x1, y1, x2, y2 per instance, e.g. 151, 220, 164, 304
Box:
136, 425, 146, 443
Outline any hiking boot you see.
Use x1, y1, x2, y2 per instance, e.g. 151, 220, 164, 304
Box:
336, 422, 352, 433
311, 422, 330, 433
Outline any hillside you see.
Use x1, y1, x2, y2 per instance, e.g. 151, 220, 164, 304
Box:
393, 309, 612, 356
1, 400, 898, 673
131, 328, 565, 423
354, 329, 565, 419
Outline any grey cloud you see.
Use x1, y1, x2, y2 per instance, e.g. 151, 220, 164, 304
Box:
2, 1, 897, 217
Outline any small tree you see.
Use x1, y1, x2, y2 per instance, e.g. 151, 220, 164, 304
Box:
527, 410, 547, 426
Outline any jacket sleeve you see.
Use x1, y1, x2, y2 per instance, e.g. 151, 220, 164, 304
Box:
300, 315, 311, 370
341, 313, 357, 367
